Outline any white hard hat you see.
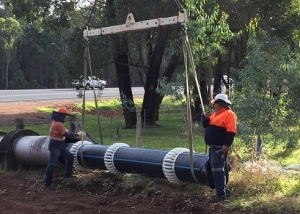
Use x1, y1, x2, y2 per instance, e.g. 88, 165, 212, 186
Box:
211, 93, 231, 105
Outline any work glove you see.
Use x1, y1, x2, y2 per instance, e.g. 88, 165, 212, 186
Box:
77, 131, 86, 137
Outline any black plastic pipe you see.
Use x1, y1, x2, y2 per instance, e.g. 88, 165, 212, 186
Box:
73, 142, 215, 187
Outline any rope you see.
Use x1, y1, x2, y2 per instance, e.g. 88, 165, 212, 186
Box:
85, 38, 104, 145
183, 29, 205, 113
81, 39, 88, 164
82, 38, 88, 130
182, 23, 208, 154
182, 23, 199, 184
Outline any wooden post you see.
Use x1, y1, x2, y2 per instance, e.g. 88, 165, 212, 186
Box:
69, 115, 76, 133
116, 126, 122, 138
15, 118, 24, 130
255, 134, 263, 159
136, 113, 141, 147
110, 113, 113, 140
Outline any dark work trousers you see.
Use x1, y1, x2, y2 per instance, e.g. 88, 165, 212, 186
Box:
209, 146, 227, 197
44, 149, 74, 187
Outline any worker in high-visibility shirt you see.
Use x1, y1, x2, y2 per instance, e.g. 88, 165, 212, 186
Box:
44, 107, 86, 189
201, 94, 237, 203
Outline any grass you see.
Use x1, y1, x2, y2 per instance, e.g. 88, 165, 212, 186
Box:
1, 97, 300, 213
9, 97, 207, 152
228, 167, 300, 213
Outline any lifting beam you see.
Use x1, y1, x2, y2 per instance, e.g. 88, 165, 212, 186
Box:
83, 12, 187, 37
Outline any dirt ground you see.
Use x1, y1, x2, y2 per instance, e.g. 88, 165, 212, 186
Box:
0, 100, 250, 214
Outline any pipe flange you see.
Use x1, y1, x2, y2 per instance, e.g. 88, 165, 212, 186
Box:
162, 148, 189, 184
70, 141, 93, 170
0, 129, 39, 170
104, 143, 129, 174
0, 131, 7, 136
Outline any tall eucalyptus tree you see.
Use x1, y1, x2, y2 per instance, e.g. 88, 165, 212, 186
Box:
0, 17, 22, 89
183, 0, 238, 118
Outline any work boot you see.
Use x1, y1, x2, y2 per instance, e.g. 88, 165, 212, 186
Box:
209, 195, 225, 203
45, 185, 55, 190
63, 175, 77, 179
226, 189, 231, 197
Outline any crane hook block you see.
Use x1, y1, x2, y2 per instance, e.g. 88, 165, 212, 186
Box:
126, 13, 135, 24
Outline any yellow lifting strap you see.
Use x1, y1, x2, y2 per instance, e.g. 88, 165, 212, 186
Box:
182, 23, 207, 184
83, 37, 104, 145
182, 27, 208, 155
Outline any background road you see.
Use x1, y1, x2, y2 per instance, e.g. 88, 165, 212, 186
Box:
0, 87, 144, 103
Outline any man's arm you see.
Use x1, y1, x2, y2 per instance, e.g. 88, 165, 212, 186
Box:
201, 112, 211, 128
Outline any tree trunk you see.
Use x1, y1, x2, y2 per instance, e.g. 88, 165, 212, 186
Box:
114, 44, 137, 129
5, 50, 11, 90
141, 26, 170, 125
152, 54, 179, 123
213, 55, 223, 95
40, 65, 43, 87
106, 0, 137, 128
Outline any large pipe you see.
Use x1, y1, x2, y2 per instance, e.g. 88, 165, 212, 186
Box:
14, 136, 50, 166
70, 142, 215, 187
0, 129, 38, 170
14, 136, 79, 167
0, 130, 76, 169
0, 130, 216, 188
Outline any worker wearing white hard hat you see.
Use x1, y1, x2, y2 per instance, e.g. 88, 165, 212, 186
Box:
211, 93, 232, 105
201, 93, 237, 203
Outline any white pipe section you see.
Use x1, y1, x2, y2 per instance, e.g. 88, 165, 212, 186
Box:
70, 141, 93, 169
162, 148, 189, 184
104, 143, 130, 174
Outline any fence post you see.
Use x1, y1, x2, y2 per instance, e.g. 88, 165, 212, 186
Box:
143, 109, 146, 129
116, 126, 122, 138
255, 134, 263, 159
136, 113, 141, 147
69, 115, 76, 132
110, 113, 113, 140
15, 118, 24, 130
167, 106, 169, 129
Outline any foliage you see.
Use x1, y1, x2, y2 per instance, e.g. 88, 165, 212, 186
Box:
7, 70, 28, 89
183, 0, 242, 109
0, 16, 22, 89
233, 31, 300, 150
0, 17, 22, 49
156, 77, 184, 102
119, 91, 137, 112
185, 0, 238, 63
228, 166, 300, 213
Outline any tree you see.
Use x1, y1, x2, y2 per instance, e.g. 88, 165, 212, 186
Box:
183, 0, 238, 118
105, 0, 137, 128
30, 44, 46, 87
233, 32, 300, 150
0, 17, 22, 89
104, 0, 182, 126
8, 69, 27, 89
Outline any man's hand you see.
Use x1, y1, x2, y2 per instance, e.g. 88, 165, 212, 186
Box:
222, 145, 230, 154
204, 112, 211, 119
77, 131, 86, 137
